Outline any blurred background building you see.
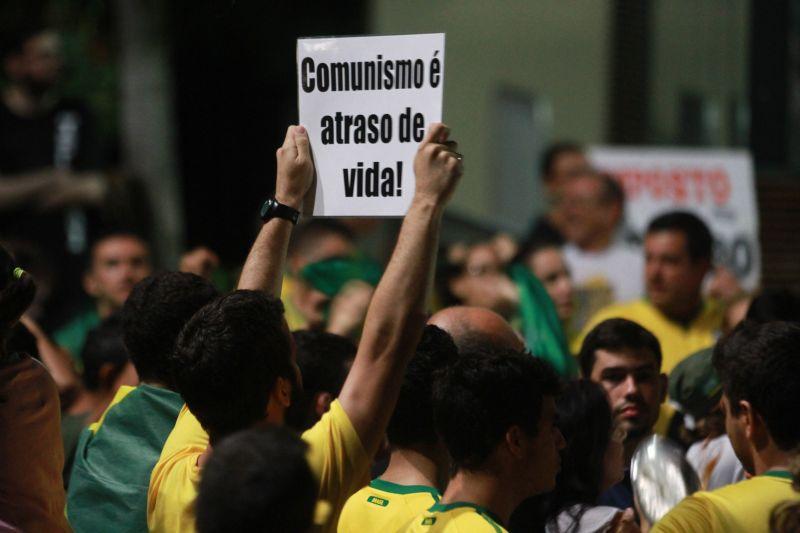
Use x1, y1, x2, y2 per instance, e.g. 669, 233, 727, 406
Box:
1, 0, 798, 288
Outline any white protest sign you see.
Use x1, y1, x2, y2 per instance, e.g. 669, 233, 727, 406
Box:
297, 33, 444, 216
588, 147, 761, 289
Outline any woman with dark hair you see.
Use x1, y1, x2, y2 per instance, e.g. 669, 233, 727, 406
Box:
544, 380, 630, 533
0, 244, 69, 532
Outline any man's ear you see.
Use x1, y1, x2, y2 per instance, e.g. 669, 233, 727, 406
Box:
276, 376, 292, 408
505, 425, 525, 459
314, 391, 333, 418
740, 400, 770, 449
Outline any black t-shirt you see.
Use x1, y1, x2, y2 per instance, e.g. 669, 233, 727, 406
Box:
0, 97, 98, 248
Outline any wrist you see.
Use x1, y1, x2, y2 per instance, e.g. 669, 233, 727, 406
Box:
274, 190, 304, 210
410, 194, 446, 216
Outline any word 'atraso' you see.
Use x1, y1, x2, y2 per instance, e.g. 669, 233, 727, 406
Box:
301, 53, 442, 93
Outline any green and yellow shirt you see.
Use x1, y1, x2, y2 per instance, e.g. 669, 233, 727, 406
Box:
404, 501, 507, 532
338, 478, 440, 533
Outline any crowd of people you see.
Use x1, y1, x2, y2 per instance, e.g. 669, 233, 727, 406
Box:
2, 26, 800, 533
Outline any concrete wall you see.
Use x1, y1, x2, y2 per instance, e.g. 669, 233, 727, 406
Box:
370, 0, 612, 228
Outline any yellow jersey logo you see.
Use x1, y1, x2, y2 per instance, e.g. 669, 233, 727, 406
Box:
367, 495, 389, 507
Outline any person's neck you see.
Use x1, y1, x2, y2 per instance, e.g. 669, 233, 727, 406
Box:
67, 387, 116, 423
380, 445, 442, 490
751, 446, 795, 477
96, 300, 117, 320
440, 468, 517, 526
656, 297, 703, 326
3, 84, 50, 117
577, 230, 614, 253
624, 432, 651, 464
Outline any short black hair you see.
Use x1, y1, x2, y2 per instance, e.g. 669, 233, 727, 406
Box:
712, 321, 800, 451
540, 142, 584, 181
578, 318, 663, 377
81, 313, 130, 391
288, 220, 354, 261
646, 211, 713, 263
122, 272, 219, 389
388, 325, 459, 448
171, 290, 293, 444
196, 426, 316, 533
285, 330, 356, 432
746, 288, 800, 323
433, 349, 560, 470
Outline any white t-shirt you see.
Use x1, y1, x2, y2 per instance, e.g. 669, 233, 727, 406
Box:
546, 505, 621, 533
686, 434, 745, 491
563, 238, 644, 329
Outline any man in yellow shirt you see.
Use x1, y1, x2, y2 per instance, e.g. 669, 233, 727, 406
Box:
575, 212, 723, 375
653, 321, 800, 532
147, 122, 464, 533
338, 325, 458, 532
405, 349, 565, 532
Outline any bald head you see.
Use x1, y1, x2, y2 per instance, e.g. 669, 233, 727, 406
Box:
428, 306, 524, 353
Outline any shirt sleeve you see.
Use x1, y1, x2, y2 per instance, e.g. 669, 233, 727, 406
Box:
302, 399, 371, 532
651, 494, 717, 533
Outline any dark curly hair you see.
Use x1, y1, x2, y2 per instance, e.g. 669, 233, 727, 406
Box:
171, 290, 293, 444
433, 348, 561, 470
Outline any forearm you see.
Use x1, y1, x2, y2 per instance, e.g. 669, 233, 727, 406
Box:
0, 170, 59, 210
339, 198, 444, 454
236, 218, 294, 296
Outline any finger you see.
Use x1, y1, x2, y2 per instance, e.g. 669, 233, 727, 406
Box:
421, 122, 448, 145
442, 140, 459, 153
282, 125, 298, 158
294, 125, 311, 161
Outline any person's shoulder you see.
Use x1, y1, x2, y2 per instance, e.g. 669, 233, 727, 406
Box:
587, 299, 653, 324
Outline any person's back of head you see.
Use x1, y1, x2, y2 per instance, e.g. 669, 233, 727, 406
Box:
428, 306, 524, 354
433, 349, 563, 495
387, 325, 458, 449
171, 290, 294, 444
122, 272, 219, 390
0, 246, 35, 348
713, 321, 800, 472
285, 330, 356, 432
745, 288, 800, 323
196, 426, 316, 533
81, 313, 132, 392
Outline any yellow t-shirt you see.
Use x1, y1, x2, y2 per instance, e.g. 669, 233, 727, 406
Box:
573, 299, 723, 375
404, 502, 508, 532
147, 399, 369, 533
652, 471, 800, 533
338, 478, 440, 533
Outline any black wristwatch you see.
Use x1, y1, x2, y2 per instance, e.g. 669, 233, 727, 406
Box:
259, 197, 300, 225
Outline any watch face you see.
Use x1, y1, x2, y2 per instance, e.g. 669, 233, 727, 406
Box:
260, 198, 276, 219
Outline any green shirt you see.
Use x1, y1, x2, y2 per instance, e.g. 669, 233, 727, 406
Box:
53, 308, 100, 370
66, 384, 183, 533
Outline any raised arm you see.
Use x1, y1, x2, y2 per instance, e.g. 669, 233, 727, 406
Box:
237, 126, 314, 294
338, 123, 463, 455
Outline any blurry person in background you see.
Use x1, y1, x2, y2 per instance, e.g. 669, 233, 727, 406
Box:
561, 172, 643, 332
576, 211, 721, 374
511, 380, 634, 533
1, 27, 111, 323
285, 330, 356, 433
518, 240, 575, 337
283, 220, 377, 340
0, 245, 69, 532
525, 142, 591, 246
437, 240, 519, 320
53, 232, 151, 369
61, 313, 138, 485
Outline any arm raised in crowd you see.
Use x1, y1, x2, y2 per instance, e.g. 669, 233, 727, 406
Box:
337, 122, 463, 455
237, 126, 314, 294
